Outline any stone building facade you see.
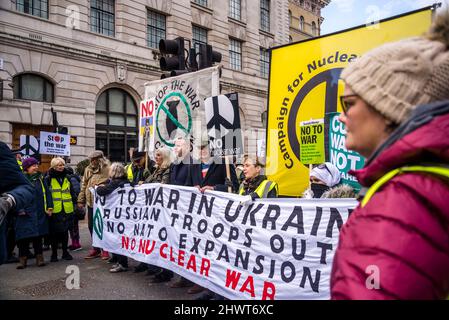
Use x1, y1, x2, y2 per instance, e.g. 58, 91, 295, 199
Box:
289, 0, 329, 42
0, 0, 325, 169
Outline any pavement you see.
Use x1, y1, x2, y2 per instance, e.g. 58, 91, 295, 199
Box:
0, 220, 201, 300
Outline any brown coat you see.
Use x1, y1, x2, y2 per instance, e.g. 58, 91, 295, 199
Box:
77, 163, 110, 208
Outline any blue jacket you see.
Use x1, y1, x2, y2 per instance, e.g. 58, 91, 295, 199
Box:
25, 173, 52, 237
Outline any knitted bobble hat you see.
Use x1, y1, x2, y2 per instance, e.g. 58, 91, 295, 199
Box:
341, 11, 449, 124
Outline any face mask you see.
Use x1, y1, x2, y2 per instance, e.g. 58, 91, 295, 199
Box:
311, 183, 330, 198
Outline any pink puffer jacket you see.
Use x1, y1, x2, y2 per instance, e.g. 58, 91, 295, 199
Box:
331, 103, 449, 300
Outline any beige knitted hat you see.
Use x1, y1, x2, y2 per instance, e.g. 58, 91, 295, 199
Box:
341, 12, 449, 124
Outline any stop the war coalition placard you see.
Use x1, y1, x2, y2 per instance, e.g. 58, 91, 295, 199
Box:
92, 184, 356, 300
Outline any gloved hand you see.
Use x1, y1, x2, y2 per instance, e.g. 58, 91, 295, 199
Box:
224, 178, 233, 188
143, 168, 151, 179
239, 195, 253, 206
0, 194, 15, 226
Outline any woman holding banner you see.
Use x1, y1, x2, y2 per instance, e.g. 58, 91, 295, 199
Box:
238, 155, 278, 199
96, 162, 130, 273
143, 147, 175, 283
331, 12, 449, 300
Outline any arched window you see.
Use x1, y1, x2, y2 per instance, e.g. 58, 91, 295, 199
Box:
312, 21, 317, 35
13, 73, 54, 102
95, 88, 138, 163
299, 16, 305, 31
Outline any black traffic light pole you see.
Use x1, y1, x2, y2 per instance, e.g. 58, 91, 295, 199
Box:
159, 37, 222, 79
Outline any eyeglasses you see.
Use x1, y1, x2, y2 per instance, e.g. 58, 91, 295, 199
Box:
339, 94, 359, 115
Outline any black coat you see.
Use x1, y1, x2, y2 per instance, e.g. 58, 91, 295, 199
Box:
0, 142, 34, 263
169, 156, 193, 186
45, 168, 76, 234
189, 162, 239, 193
24, 173, 52, 237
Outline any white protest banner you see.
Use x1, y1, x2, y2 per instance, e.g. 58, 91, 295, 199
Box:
138, 98, 155, 154
144, 66, 220, 158
39, 131, 70, 156
93, 184, 356, 300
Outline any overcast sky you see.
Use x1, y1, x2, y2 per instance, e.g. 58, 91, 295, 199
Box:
321, 0, 449, 35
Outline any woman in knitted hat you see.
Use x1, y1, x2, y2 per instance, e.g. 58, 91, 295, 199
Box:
331, 11, 449, 300
15, 157, 53, 268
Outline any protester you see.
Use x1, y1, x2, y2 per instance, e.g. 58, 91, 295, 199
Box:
189, 140, 238, 296
169, 137, 193, 186
167, 137, 194, 288
125, 151, 151, 184
96, 162, 130, 273
142, 147, 174, 282
190, 141, 239, 194
238, 155, 278, 199
331, 12, 449, 300
17, 157, 53, 268
143, 147, 171, 185
66, 165, 82, 251
45, 157, 76, 262
77, 150, 110, 260
302, 162, 355, 199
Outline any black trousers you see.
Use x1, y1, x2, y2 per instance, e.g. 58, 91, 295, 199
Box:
51, 231, 68, 255
18, 236, 43, 257
112, 254, 128, 268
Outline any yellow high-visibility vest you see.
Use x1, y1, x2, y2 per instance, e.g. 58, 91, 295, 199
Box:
51, 177, 74, 214
17, 159, 23, 171
126, 164, 133, 182
39, 178, 47, 212
361, 165, 449, 207
239, 179, 278, 198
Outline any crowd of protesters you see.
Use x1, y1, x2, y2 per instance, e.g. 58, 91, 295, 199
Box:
0, 10, 448, 300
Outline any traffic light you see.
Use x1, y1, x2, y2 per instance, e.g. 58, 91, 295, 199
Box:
198, 43, 222, 69
159, 37, 186, 71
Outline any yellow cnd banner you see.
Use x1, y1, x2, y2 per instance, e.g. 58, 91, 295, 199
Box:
266, 8, 433, 197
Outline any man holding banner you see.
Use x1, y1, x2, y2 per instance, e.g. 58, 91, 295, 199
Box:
331, 11, 449, 300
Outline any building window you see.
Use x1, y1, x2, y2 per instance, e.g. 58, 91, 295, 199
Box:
312, 21, 317, 35
194, 0, 208, 6
147, 10, 166, 49
288, 10, 292, 26
260, 0, 270, 32
289, 36, 293, 43
229, 39, 242, 71
95, 88, 138, 163
260, 48, 269, 78
91, 0, 115, 36
300, 16, 305, 31
229, 0, 241, 20
13, 74, 54, 102
192, 25, 208, 52
16, 0, 48, 19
